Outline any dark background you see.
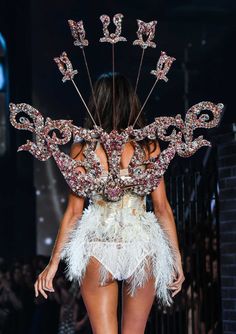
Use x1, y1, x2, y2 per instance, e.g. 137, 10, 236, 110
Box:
0, 2, 235, 334
0, 0, 235, 259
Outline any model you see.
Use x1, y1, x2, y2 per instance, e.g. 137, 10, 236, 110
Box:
9, 14, 223, 334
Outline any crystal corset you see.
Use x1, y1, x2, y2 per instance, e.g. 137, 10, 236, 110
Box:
86, 192, 147, 243
90, 192, 146, 220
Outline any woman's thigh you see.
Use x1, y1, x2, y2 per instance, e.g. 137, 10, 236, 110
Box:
80, 256, 119, 334
121, 276, 156, 334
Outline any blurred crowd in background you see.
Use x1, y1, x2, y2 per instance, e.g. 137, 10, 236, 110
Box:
0, 256, 91, 334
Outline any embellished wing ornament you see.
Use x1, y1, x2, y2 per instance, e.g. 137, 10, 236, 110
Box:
9, 14, 224, 202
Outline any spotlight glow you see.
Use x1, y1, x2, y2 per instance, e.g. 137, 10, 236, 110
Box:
0, 63, 4, 90
44, 237, 52, 245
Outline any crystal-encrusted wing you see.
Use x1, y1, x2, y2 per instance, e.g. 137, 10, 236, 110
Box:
9, 101, 223, 201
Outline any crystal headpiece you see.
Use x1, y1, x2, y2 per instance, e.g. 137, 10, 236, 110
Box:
9, 14, 224, 201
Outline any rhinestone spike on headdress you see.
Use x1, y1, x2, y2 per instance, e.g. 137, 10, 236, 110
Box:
9, 14, 224, 202
99, 13, 127, 127
53, 52, 78, 83
68, 20, 89, 48
129, 19, 158, 125
133, 20, 157, 49
54, 52, 97, 126
67, 19, 101, 125
99, 13, 127, 44
132, 51, 176, 127
151, 51, 176, 82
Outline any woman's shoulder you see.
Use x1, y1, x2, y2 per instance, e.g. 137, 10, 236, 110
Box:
144, 140, 161, 159
70, 139, 85, 160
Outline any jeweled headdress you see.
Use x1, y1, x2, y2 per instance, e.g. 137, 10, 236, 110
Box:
9, 14, 224, 201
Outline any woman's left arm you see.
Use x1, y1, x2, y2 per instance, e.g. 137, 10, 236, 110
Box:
149, 142, 185, 297
151, 179, 185, 297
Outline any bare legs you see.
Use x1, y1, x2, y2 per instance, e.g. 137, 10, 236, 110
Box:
80, 257, 119, 334
121, 277, 156, 334
80, 257, 156, 334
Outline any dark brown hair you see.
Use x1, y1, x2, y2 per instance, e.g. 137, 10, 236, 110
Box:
73, 72, 157, 158
85, 72, 145, 132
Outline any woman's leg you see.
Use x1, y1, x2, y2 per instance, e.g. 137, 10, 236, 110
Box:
80, 256, 119, 334
121, 276, 156, 334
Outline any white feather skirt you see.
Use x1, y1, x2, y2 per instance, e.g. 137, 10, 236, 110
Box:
60, 193, 178, 307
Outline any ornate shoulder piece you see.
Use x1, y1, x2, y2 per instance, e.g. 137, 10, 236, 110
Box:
9, 101, 223, 201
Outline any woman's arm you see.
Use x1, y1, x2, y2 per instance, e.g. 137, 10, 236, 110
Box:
151, 178, 181, 256
34, 143, 85, 299
48, 191, 85, 267
149, 141, 185, 297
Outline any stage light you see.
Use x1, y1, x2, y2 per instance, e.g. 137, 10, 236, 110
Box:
0, 33, 6, 91
0, 32, 8, 156
0, 63, 5, 90
44, 237, 53, 245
